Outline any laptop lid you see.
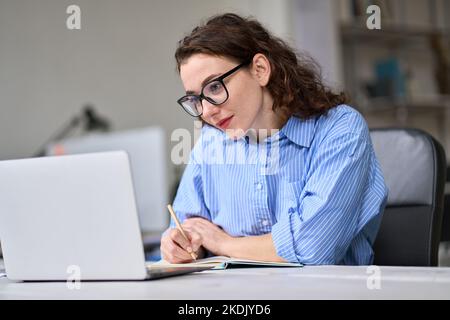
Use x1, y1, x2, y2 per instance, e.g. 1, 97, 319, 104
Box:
0, 151, 150, 281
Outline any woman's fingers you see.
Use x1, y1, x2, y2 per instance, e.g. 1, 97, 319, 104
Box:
166, 246, 193, 263
160, 220, 209, 263
161, 231, 195, 263
169, 228, 193, 253
188, 230, 203, 253
180, 226, 203, 255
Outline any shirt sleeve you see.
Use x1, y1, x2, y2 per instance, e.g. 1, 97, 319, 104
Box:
166, 138, 211, 232
271, 113, 375, 265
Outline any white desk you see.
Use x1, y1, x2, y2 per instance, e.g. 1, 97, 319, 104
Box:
1, 264, 450, 299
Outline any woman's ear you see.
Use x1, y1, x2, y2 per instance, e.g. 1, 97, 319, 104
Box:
250, 53, 271, 87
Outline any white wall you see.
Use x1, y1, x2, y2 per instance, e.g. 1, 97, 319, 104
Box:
0, 0, 293, 187
291, 0, 344, 88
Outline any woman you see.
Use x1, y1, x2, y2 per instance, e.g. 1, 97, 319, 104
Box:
160, 13, 388, 265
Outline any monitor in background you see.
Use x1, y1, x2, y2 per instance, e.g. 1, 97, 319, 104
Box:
46, 127, 168, 233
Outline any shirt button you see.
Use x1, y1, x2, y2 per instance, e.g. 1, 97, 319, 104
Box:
288, 207, 295, 214
256, 183, 263, 190
262, 220, 269, 226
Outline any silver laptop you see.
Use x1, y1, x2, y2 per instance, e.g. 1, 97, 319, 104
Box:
0, 151, 210, 281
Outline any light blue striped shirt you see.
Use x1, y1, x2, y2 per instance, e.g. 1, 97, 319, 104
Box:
170, 105, 388, 265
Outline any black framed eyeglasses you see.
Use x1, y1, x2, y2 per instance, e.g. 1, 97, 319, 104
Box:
177, 60, 251, 117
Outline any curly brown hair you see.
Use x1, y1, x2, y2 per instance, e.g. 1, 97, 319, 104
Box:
175, 13, 348, 119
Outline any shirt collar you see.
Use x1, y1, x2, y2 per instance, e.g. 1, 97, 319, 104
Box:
280, 115, 316, 148
213, 115, 316, 147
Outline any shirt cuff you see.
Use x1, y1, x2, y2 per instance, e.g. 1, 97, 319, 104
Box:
271, 209, 301, 263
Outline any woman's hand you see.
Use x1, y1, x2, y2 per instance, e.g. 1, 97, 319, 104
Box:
183, 217, 233, 256
160, 228, 205, 263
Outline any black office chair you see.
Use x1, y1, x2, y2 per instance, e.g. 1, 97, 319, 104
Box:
370, 128, 447, 266
441, 166, 450, 242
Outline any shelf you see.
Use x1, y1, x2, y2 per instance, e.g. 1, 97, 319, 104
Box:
359, 97, 450, 149
359, 95, 450, 113
341, 20, 450, 45
339, 1, 450, 160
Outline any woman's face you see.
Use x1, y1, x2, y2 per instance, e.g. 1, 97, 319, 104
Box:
179, 54, 271, 139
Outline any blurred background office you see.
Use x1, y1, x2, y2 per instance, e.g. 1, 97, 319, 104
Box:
0, 0, 449, 264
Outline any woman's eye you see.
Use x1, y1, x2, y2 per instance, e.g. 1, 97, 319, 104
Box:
188, 96, 199, 103
207, 82, 223, 94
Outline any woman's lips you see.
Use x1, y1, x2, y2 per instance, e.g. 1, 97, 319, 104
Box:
217, 116, 234, 129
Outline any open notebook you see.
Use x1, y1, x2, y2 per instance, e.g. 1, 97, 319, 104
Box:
149, 256, 303, 270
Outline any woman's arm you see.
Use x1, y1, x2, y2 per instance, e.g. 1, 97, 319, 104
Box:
223, 233, 287, 262
183, 217, 286, 262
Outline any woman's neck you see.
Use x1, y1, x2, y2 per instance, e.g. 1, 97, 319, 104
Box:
249, 107, 290, 143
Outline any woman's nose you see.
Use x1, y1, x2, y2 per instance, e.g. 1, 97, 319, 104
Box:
201, 100, 220, 119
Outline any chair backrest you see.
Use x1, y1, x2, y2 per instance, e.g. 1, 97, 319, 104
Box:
442, 193, 450, 242
441, 165, 450, 242
370, 128, 447, 266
